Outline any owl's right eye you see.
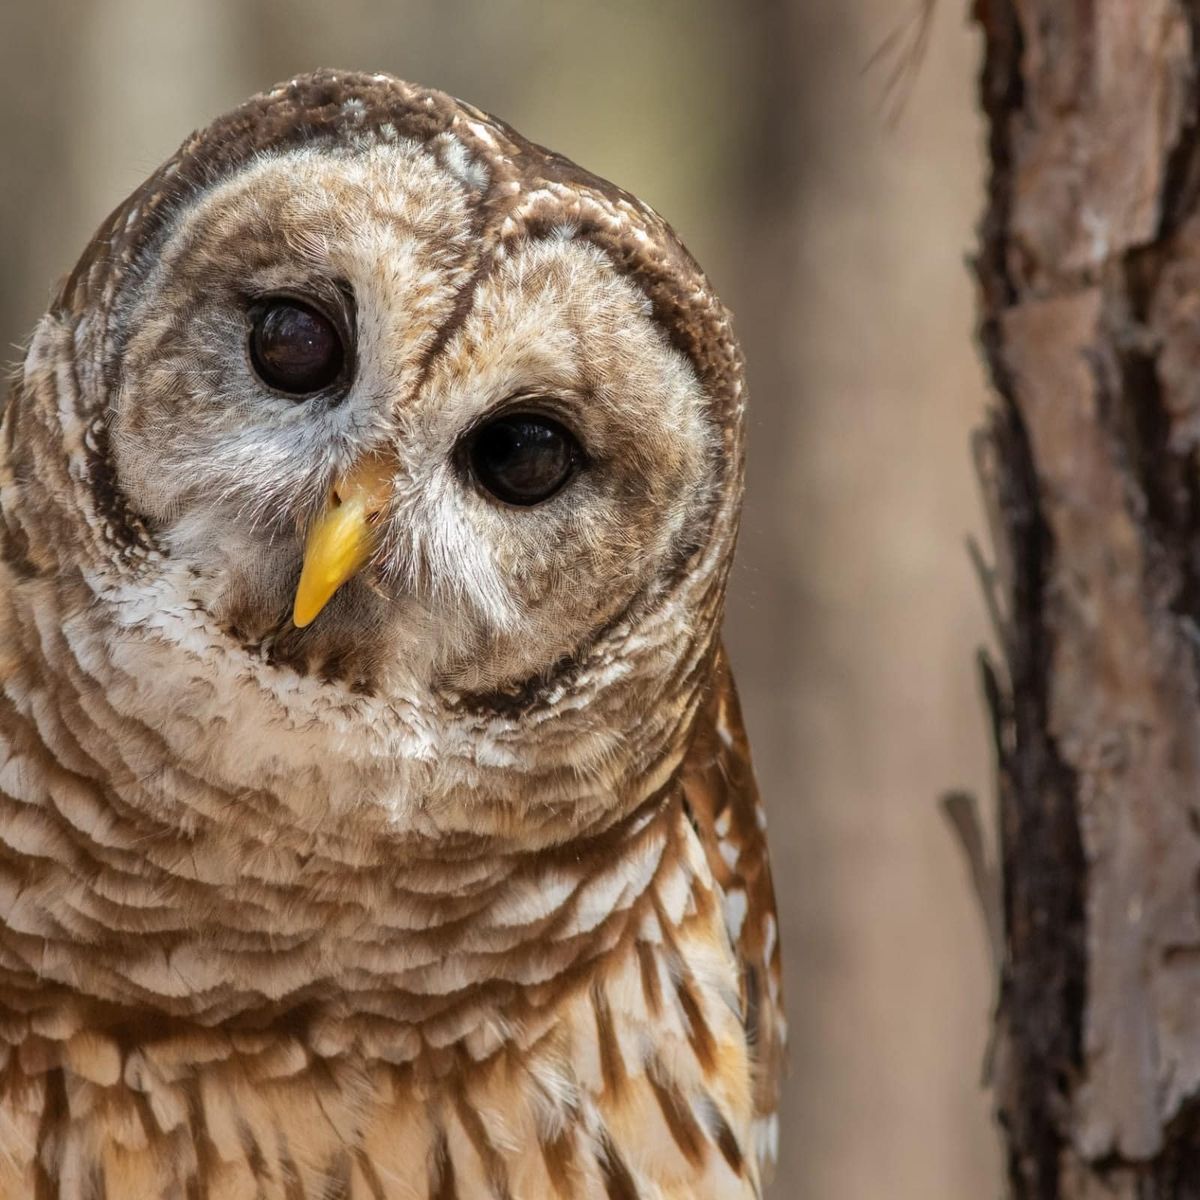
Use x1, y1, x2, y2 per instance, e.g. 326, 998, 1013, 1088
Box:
249, 299, 346, 397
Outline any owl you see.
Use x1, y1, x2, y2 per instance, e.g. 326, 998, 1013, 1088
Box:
0, 71, 783, 1198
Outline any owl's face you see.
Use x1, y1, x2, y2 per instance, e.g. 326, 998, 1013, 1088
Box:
109, 140, 715, 694
1, 74, 745, 831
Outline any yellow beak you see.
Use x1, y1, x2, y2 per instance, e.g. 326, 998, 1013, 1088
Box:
292, 455, 394, 628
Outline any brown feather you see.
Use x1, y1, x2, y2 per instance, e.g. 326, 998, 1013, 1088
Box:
681, 644, 786, 1174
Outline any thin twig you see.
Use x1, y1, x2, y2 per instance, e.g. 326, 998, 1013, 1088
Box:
968, 533, 1010, 655
940, 789, 1003, 977
865, 0, 939, 126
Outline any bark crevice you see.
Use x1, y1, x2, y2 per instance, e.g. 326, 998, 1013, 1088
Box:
975, 4, 1088, 1194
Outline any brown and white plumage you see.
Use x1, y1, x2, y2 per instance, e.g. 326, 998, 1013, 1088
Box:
0, 71, 784, 1197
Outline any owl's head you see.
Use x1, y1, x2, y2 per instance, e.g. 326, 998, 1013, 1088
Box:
3, 72, 746, 834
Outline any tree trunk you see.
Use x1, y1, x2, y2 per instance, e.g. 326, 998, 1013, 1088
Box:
975, 2, 1200, 1195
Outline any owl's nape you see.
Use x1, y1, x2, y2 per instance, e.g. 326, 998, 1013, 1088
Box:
0, 71, 783, 1198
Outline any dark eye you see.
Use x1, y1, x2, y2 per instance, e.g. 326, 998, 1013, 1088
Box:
249, 299, 346, 396
466, 413, 581, 506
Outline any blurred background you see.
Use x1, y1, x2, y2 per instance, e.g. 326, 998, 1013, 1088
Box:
0, 2, 996, 1195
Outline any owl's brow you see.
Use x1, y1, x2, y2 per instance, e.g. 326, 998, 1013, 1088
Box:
411, 253, 493, 396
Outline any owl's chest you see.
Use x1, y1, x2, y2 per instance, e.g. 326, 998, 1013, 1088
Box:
0, 898, 760, 1200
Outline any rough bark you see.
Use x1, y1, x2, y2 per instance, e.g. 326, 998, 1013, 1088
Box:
975, 1, 1200, 1195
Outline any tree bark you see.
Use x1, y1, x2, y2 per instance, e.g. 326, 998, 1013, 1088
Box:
975, 2, 1200, 1195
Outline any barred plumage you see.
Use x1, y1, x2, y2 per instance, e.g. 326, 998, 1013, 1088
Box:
0, 71, 784, 1197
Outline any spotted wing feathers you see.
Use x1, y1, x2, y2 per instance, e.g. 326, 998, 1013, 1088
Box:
680, 644, 785, 1179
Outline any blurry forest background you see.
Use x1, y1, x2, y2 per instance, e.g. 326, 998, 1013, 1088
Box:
0, 2, 996, 1196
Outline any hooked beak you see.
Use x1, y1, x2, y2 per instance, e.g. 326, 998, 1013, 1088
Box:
292, 455, 394, 628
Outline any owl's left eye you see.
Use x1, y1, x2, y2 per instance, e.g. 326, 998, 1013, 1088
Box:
249, 299, 346, 397
464, 413, 581, 507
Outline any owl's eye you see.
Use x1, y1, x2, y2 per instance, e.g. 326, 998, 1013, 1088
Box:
466, 413, 581, 506
249, 300, 346, 396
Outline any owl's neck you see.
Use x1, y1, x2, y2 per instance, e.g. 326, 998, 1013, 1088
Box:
0, 559, 705, 1048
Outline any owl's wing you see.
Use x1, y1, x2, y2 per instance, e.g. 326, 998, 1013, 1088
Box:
680, 643, 785, 1180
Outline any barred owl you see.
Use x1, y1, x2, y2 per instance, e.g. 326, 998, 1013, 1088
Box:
0, 71, 784, 1198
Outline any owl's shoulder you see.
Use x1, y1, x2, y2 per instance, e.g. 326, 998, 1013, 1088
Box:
680, 643, 786, 1179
